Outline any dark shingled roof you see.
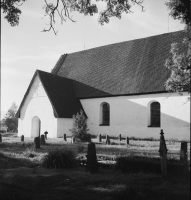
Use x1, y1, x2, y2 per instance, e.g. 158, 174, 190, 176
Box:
17, 70, 86, 118
54, 30, 190, 98
17, 30, 190, 118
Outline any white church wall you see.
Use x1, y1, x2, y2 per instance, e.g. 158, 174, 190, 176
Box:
80, 92, 190, 141
57, 118, 73, 138
18, 76, 57, 138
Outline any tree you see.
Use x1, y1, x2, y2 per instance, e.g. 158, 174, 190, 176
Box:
164, 37, 190, 94
2, 102, 18, 132
1, 0, 145, 34
165, 0, 191, 27
70, 110, 90, 142
165, 0, 191, 96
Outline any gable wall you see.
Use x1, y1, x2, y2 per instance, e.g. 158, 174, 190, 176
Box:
80, 92, 190, 140
18, 76, 57, 138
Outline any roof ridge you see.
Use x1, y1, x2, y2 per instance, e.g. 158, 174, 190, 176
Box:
51, 54, 67, 74
66, 30, 185, 55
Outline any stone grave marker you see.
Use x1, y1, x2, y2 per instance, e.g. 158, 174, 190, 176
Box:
21, 135, 24, 142
34, 137, 40, 149
158, 129, 168, 179
86, 142, 99, 173
44, 131, 48, 139
40, 135, 45, 145
180, 141, 188, 172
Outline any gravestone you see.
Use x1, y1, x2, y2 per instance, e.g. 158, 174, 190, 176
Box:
0, 134, 2, 142
180, 141, 188, 173
86, 142, 99, 173
40, 135, 45, 145
21, 135, 24, 142
119, 134, 122, 141
180, 141, 187, 163
126, 137, 129, 144
158, 129, 168, 178
63, 134, 67, 141
98, 134, 102, 142
34, 137, 40, 149
44, 131, 48, 139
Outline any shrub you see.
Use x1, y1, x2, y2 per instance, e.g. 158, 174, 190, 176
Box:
77, 144, 85, 153
41, 148, 77, 169
70, 110, 91, 142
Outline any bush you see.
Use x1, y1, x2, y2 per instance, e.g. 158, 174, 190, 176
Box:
70, 110, 90, 142
77, 144, 85, 153
41, 148, 77, 169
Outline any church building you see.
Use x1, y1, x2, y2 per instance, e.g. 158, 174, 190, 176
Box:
16, 30, 190, 140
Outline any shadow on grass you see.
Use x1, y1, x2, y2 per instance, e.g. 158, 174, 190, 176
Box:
0, 152, 38, 169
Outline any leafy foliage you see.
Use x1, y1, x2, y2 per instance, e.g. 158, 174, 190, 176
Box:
2, 102, 18, 132
70, 110, 90, 142
165, 1, 191, 96
1, 0, 144, 34
41, 148, 77, 168
165, 0, 191, 27
1, 0, 27, 26
165, 34, 191, 94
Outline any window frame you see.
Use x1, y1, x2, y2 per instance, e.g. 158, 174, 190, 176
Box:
148, 101, 161, 127
100, 102, 110, 126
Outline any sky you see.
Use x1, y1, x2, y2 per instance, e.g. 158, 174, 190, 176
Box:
1, 0, 185, 120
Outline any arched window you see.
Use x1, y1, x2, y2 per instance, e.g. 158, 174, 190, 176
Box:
102, 103, 110, 125
150, 102, 160, 127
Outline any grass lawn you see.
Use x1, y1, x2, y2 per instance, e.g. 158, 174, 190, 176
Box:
0, 133, 190, 200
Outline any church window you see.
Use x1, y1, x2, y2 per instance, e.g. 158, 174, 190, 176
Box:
150, 102, 160, 127
101, 103, 110, 125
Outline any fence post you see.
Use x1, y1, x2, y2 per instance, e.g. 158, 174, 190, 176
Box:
126, 137, 129, 145
99, 134, 102, 142
63, 134, 67, 141
119, 134, 122, 141
106, 135, 110, 145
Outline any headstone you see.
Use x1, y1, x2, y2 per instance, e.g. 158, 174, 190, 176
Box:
158, 129, 168, 178
180, 141, 188, 173
98, 134, 102, 142
85, 142, 99, 173
44, 131, 48, 139
40, 135, 45, 145
126, 137, 129, 144
180, 141, 187, 163
34, 137, 40, 149
0, 134, 2, 142
63, 134, 67, 141
21, 135, 24, 142
119, 134, 122, 141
